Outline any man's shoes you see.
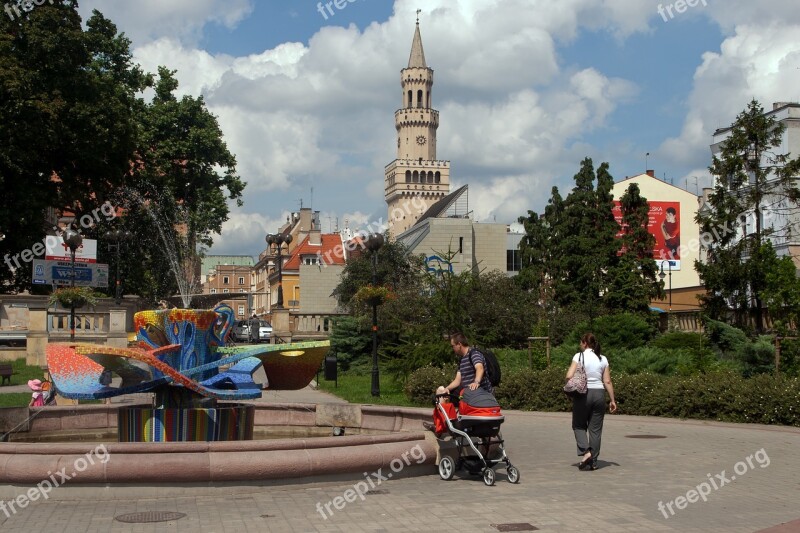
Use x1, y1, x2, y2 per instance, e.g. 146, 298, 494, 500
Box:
422, 421, 436, 431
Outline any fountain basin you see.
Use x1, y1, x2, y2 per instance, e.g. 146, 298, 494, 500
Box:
0, 402, 437, 489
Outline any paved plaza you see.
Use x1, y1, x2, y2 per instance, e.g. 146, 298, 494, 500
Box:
1, 384, 798, 532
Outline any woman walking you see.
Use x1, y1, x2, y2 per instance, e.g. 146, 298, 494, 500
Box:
566, 333, 617, 470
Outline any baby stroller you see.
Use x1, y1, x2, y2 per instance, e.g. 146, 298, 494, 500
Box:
433, 388, 520, 486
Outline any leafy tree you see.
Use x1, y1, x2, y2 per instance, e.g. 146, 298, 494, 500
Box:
761, 244, 800, 333
697, 99, 800, 331
0, 4, 148, 290
606, 183, 663, 313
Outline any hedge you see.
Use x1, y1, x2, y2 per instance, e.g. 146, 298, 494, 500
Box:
405, 367, 800, 426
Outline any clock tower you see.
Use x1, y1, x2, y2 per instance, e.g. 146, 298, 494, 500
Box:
385, 18, 450, 237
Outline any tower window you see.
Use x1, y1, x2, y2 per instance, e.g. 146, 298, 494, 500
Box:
413, 171, 419, 183
405, 170, 411, 183
435, 171, 441, 183
417, 90, 423, 108
427, 90, 430, 108
427, 172, 433, 183
407, 90, 412, 108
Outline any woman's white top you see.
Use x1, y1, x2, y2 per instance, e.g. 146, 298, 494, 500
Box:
572, 349, 608, 390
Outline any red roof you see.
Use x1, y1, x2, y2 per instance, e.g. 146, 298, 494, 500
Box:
282, 233, 346, 271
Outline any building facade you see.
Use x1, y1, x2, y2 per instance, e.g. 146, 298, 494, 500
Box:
202, 263, 254, 319
612, 171, 703, 311
709, 102, 800, 266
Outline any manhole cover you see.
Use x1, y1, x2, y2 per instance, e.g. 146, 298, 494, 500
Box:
625, 434, 667, 439
114, 511, 187, 523
492, 523, 538, 532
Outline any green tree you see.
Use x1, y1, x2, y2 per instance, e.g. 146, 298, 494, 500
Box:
0, 4, 148, 290
606, 183, 663, 313
697, 99, 800, 331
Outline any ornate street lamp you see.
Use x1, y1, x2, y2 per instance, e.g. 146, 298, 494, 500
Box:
364, 233, 385, 397
265, 233, 293, 309
63, 226, 83, 341
659, 260, 672, 313
103, 229, 132, 305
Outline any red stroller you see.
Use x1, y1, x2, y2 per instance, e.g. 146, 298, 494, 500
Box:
433, 388, 520, 486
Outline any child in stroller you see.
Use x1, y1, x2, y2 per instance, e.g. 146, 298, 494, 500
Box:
433, 387, 520, 486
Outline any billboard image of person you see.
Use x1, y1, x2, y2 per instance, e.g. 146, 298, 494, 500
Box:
660, 207, 679, 259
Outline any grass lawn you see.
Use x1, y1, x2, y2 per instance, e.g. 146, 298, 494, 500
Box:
0, 393, 34, 408
2, 358, 49, 386
317, 372, 422, 407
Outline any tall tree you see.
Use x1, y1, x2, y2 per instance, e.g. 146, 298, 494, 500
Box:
697, 99, 800, 331
0, 4, 148, 290
606, 183, 663, 313
549, 158, 621, 312
124, 68, 245, 305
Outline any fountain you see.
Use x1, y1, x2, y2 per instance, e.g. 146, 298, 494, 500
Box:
0, 192, 436, 489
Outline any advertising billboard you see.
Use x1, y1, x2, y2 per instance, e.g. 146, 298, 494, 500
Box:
613, 201, 681, 270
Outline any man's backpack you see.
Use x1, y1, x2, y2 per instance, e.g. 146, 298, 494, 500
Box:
469, 346, 502, 387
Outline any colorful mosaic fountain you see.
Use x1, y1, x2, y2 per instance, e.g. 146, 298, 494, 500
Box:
45, 304, 329, 442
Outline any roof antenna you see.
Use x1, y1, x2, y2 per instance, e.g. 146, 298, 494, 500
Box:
416, 8, 421, 24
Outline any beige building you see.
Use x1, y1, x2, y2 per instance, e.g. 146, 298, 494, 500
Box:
202, 263, 253, 319
612, 171, 703, 311
384, 21, 451, 237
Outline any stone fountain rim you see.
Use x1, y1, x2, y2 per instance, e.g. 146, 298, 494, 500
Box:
0, 402, 440, 489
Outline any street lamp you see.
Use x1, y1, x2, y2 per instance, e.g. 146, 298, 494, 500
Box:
364, 232, 385, 397
265, 233, 293, 309
659, 260, 672, 312
103, 229, 132, 305
63, 226, 83, 341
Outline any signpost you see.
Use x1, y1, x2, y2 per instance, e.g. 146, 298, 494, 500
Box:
32, 259, 108, 287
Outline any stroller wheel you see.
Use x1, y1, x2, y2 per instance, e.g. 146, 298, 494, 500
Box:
438, 456, 455, 481
482, 468, 495, 486
507, 465, 520, 484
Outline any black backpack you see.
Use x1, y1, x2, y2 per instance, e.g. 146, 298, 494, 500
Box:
469, 346, 502, 387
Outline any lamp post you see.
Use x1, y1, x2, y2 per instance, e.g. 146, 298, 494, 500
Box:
103, 229, 132, 305
63, 226, 83, 341
365, 233, 384, 397
659, 260, 672, 313
265, 233, 293, 309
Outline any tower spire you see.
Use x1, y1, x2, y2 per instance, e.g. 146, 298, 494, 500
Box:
408, 12, 427, 68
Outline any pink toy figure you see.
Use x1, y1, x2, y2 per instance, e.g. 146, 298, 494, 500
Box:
28, 379, 45, 407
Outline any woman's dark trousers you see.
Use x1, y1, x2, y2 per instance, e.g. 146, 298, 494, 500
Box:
572, 388, 606, 460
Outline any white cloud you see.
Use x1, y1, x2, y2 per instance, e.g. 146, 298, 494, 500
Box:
660, 23, 800, 168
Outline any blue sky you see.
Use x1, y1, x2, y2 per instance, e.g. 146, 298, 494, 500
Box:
77, 0, 800, 257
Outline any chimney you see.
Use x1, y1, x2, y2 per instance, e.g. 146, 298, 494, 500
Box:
646, 169, 655, 178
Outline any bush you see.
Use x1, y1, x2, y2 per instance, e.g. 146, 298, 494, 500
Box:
328, 316, 371, 371
404, 365, 456, 405
736, 335, 777, 377
565, 313, 657, 351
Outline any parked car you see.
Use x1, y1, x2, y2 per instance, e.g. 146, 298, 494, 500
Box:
232, 320, 252, 342
232, 319, 272, 343
257, 321, 273, 341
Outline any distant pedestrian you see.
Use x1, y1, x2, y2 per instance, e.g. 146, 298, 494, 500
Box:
566, 333, 617, 470
249, 313, 260, 343
28, 379, 45, 407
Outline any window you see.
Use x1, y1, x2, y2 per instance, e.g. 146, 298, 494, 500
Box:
303, 256, 318, 265
223, 289, 229, 294
237, 305, 245, 316
238, 277, 244, 285
210, 289, 217, 294
507, 250, 522, 272
223, 276, 229, 284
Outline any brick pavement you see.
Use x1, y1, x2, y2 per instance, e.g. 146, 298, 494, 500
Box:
1, 386, 798, 532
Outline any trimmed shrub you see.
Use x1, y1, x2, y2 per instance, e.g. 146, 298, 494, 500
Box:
404, 365, 456, 405
565, 313, 657, 351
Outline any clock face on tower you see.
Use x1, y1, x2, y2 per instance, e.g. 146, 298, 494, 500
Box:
416, 135, 427, 145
